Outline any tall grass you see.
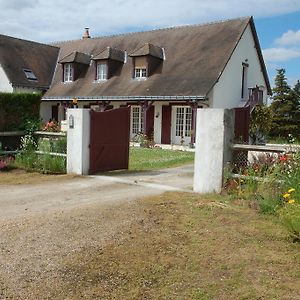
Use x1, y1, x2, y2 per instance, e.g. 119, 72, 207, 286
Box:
226, 150, 300, 241
14, 135, 66, 174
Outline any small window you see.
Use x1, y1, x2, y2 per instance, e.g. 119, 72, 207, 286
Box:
64, 63, 73, 82
23, 69, 37, 81
241, 63, 248, 100
134, 68, 147, 79
96, 63, 107, 81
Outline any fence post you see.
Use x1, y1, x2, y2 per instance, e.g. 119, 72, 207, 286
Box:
193, 109, 235, 193
67, 108, 90, 175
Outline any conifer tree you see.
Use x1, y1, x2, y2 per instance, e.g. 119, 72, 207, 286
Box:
270, 69, 300, 138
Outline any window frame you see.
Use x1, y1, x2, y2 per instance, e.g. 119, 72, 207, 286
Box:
241, 63, 249, 100
96, 62, 108, 81
131, 105, 144, 136
134, 67, 147, 79
63, 63, 74, 82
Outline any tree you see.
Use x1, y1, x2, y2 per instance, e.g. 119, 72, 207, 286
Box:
270, 69, 300, 139
250, 104, 273, 144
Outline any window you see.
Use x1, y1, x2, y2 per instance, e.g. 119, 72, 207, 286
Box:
134, 68, 147, 79
64, 63, 73, 82
96, 63, 107, 81
175, 107, 192, 137
241, 63, 248, 100
23, 69, 37, 81
131, 106, 143, 135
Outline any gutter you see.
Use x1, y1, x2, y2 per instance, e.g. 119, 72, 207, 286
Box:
42, 95, 208, 102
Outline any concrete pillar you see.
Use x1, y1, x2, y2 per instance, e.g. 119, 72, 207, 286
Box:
193, 108, 234, 193
67, 108, 90, 175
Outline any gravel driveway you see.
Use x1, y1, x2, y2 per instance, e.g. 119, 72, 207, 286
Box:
0, 164, 193, 299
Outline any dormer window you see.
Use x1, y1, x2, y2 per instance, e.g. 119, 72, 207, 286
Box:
93, 47, 126, 81
96, 63, 107, 81
130, 43, 164, 79
64, 63, 73, 82
23, 69, 37, 81
59, 51, 90, 83
134, 68, 147, 79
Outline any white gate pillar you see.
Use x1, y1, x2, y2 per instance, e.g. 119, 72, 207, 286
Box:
67, 108, 90, 175
193, 109, 234, 193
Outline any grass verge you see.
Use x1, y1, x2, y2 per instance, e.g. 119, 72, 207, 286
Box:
129, 147, 194, 170
25, 192, 300, 300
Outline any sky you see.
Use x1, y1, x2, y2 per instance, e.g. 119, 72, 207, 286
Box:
0, 0, 300, 87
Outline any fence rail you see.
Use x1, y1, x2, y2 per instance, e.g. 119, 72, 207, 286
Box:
33, 131, 66, 137
231, 143, 299, 153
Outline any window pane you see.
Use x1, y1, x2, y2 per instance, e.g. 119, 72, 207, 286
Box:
135, 68, 147, 78
132, 106, 143, 134
97, 63, 107, 80
64, 63, 73, 82
185, 107, 192, 136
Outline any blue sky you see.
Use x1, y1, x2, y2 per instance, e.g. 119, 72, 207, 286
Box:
0, 0, 299, 88
256, 11, 300, 87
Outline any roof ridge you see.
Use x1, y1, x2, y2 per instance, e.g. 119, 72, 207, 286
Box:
50, 16, 252, 45
0, 34, 59, 49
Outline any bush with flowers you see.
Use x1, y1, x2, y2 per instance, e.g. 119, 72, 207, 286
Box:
225, 148, 300, 241
43, 120, 60, 132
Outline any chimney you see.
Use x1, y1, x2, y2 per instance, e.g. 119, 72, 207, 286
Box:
82, 27, 91, 39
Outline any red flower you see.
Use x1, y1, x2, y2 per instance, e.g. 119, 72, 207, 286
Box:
279, 155, 287, 162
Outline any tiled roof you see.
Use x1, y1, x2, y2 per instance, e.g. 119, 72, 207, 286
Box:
0, 35, 59, 89
59, 51, 90, 64
43, 17, 270, 98
130, 43, 164, 60
93, 47, 126, 62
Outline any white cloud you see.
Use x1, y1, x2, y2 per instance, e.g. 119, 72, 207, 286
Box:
0, 0, 300, 42
275, 29, 300, 46
263, 47, 300, 62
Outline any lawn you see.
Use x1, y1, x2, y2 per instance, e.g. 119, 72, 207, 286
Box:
38, 192, 300, 299
129, 147, 194, 170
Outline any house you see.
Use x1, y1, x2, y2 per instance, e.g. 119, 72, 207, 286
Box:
1, 16, 271, 145
0, 34, 59, 94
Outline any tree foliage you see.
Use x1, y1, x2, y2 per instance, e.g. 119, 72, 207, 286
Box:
250, 104, 273, 144
270, 69, 300, 139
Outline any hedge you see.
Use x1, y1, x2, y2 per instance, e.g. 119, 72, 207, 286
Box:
0, 93, 41, 131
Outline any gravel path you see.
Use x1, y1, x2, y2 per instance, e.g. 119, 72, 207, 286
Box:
0, 164, 193, 299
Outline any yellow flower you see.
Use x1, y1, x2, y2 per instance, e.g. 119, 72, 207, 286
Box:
288, 188, 296, 193
283, 193, 290, 199
288, 199, 295, 204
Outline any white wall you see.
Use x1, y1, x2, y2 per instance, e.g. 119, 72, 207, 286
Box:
193, 108, 235, 193
0, 65, 13, 92
210, 24, 268, 109
67, 109, 90, 175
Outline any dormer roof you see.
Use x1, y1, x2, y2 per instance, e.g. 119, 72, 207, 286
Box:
130, 43, 164, 60
58, 51, 90, 65
93, 47, 125, 62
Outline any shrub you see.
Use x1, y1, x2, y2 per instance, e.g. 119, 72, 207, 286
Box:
0, 93, 41, 131
14, 134, 66, 174
278, 204, 300, 242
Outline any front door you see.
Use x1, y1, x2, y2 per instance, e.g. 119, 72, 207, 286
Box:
172, 106, 192, 145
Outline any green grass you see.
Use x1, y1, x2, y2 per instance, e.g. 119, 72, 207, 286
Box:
129, 147, 194, 171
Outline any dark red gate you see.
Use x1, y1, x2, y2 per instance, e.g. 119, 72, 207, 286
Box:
89, 107, 130, 174
234, 106, 250, 142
